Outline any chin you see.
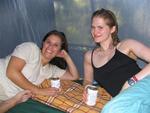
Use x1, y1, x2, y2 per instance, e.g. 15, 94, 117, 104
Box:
94, 39, 101, 43
44, 54, 53, 60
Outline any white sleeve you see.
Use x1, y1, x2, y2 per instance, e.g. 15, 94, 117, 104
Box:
51, 65, 66, 78
11, 42, 40, 63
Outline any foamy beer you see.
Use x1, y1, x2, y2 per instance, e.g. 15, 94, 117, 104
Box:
51, 77, 60, 88
85, 85, 98, 106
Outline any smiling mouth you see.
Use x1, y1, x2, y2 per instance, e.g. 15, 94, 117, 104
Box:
46, 50, 53, 54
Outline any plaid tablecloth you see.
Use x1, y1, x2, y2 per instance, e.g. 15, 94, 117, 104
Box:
33, 79, 111, 113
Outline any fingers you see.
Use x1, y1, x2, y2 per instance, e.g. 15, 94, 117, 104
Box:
57, 50, 69, 58
49, 87, 61, 96
14, 90, 32, 104
82, 90, 87, 102
21, 94, 32, 102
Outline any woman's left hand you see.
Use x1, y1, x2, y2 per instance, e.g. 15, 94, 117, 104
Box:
57, 50, 69, 59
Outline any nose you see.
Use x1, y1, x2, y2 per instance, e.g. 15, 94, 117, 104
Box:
92, 28, 99, 36
47, 43, 54, 49
47, 43, 60, 50
94, 28, 100, 34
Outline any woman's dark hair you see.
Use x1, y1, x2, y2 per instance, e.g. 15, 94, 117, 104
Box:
91, 8, 120, 46
42, 30, 68, 69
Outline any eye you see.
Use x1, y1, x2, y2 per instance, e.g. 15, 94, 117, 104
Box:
98, 26, 103, 30
53, 44, 60, 47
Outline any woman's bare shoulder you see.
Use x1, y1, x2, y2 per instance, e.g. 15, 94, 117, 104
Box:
84, 50, 93, 55
117, 38, 138, 49
118, 38, 138, 46
84, 50, 93, 62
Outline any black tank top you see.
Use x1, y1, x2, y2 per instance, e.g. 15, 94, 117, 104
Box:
92, 49, 141, 97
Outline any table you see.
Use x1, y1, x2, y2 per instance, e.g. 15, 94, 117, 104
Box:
7, 80, 111, 113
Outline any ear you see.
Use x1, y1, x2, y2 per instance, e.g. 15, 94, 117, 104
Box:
111, 26, 116, 34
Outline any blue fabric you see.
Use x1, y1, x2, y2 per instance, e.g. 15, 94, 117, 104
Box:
101, 75, 150, 113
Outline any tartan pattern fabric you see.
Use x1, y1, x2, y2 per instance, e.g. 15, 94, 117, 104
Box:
33, 79, 111, 113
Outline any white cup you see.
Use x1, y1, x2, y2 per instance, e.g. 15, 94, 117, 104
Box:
51, 78, 60, 89
85, 85, 98, 106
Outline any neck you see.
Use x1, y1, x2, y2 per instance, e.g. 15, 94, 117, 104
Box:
100, 39, 114, 51
41, 54, 51, 66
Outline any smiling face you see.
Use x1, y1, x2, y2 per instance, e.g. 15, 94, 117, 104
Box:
91, 17, 115, 44
41, 34, 62, 62
91, 9, 119, 46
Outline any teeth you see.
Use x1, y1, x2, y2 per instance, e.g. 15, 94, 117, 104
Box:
46, 50, 52, 53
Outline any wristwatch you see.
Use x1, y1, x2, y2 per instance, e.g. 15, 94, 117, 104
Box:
128, 76, 138, 86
